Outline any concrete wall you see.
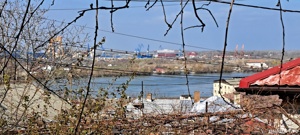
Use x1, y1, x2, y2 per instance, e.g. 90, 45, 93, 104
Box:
0, 83, 71, 121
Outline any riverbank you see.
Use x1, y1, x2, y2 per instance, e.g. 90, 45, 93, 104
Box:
9, 58, 265, 82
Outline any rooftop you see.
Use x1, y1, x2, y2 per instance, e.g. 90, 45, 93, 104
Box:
240, 58, 300, 88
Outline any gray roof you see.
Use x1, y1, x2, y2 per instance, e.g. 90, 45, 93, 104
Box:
126, 98, 193, 118
214, 78, 242, 87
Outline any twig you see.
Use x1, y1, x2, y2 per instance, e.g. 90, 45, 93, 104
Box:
0, 0, 32, 78
180, 0, 192, 104
0, 44, 70, 104
192, 0, 205, 32
144, 0, 151, 8
80, 0, 131, 13
164, 0, 189, 36
277, 0, 285, 89
160, 0, 171, 29
196, 7, 218, 27
34, 11, 86, 50
74, 0, 100, 133
184, 25, 205, 30
146, 0, 158, 11
185, 2, 218, 31
218, 0, 237, 109
23, 0, 45, 26
0, 0, 7, 17
277, 105, 300, 128
110, 0, 115, 32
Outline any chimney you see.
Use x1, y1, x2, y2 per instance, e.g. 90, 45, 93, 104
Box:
233, 92, 241, 105
194, 91, 200, 103
146, 93, 152, 102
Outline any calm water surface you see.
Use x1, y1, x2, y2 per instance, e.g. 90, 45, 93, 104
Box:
88, 72, 256, 98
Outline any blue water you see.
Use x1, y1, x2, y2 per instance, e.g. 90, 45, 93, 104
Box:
86, 72, 255, 98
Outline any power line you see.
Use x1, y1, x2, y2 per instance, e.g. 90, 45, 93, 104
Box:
12, 56, 252, 79
89, 81, 212, 86
39, 17, 220, 51
46, 4, 180, 11
212, 0, 300, 13
0, 9, 220, 51
99, 29, 218, 51
2, 1, 300, 52
105, 0, 300, 13
0, 34, 138, 55
1, 33, 245, 61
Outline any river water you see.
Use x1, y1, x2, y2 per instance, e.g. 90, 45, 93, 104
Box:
87, 72, 256, 98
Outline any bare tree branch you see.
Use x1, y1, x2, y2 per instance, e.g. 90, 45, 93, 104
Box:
74, 0, 101, 133
218, 0, 237, 109
0, 0, 32, 78
0, 44, 70, 104
110, 0, 115, 32
146, 0, 158, 11
196, 7, 218, 27
0, 0, 7, 17
164, 0, 189, 36
277, 0, 286, 89
192, 0, 205, 32
179, 0, 192, 104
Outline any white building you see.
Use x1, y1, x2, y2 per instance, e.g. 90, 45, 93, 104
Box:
213, 77, 242, 97
245, 62, 268, 69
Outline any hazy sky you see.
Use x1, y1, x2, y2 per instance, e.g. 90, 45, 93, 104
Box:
44, 0, 300, 52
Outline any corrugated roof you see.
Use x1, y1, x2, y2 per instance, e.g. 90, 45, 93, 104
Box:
239, 58, 300, 88
253, 66, 300, 86
129, 98, 193, 115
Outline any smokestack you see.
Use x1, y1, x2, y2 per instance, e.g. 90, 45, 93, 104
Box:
146, 93, 152, 102
194, 91, 200, 103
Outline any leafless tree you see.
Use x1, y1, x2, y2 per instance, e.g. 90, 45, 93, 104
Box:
0, 0, 299, 134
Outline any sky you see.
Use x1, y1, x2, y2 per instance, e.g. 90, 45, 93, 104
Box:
43, 0, 300, 52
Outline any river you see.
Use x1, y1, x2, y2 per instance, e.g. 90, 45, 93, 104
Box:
85, 72, 256, 98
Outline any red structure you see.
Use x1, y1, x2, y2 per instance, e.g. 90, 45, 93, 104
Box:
237, 58, 300, 116
187, 52, 198, 58
156, 49, 177, 58
239, 58, 300, 88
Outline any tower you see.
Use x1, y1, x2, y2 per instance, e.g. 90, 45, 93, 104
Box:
47, 36, 63, 60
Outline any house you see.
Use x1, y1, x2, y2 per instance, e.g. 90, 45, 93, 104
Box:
212, 77, 243, 98
126, 92, 201, 118
245, 59, 268, 69
237, 57, 300, 131
153, 67, 167, 74
238, 58, 300, 112
187, 51, 198, 59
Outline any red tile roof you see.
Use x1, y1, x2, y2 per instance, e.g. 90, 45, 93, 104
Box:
239, 58, 300, 88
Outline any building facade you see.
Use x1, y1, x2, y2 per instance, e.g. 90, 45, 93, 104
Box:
213, 77, 242, 97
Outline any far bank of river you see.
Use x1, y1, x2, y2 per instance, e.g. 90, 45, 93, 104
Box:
86, 72, 256, 98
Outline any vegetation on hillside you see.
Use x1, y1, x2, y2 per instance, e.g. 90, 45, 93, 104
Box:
0, 0, 299, 134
